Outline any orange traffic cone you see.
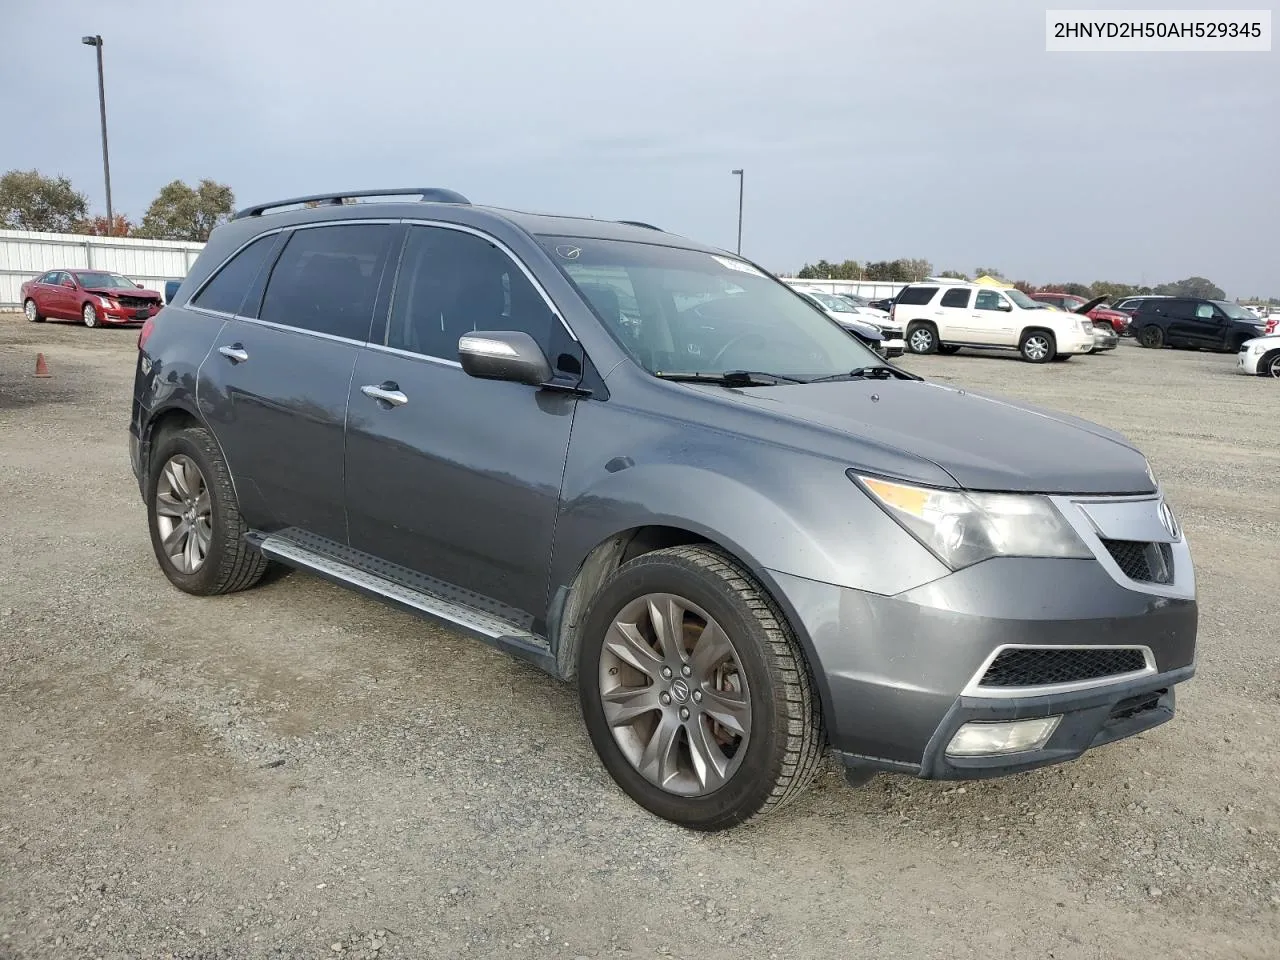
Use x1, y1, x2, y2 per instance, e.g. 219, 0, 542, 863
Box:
33, 353, 51, 378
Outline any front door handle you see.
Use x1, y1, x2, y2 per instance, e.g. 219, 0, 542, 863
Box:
361, 382, 408, 407
218, 344, 249, 363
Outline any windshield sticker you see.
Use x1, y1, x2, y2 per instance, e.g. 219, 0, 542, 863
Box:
711, 255, 766, 278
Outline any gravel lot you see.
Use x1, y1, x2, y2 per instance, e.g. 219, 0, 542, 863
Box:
1, 314, 1277, 960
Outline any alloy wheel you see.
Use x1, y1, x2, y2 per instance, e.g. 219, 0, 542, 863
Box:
1024, 335, 1050, 361
154, 454, 212, 574
909, 328, 933, 353
1269, 355, 1280, 378
24, 300, 36, 322
82, 303, 98, 328
599, 593, 752, 797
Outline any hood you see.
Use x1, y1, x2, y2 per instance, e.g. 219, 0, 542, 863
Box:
835, 316, 883, 339
857, 307, 893, 322
697, 379, 1155, 495
84, 285, 162, 299
1073, 295, 1108, 315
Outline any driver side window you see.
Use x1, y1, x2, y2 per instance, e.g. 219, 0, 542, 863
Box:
975, 290, 1006, 311
1194, 303, 1214, 319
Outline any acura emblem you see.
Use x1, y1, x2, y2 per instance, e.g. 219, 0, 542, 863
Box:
1158, 501, 1179, 539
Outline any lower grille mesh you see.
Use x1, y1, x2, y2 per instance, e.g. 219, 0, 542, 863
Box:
980, 647, 1148, 688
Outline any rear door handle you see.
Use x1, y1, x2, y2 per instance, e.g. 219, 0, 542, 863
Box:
361, 382, 408, 407
218, 344, 249, 363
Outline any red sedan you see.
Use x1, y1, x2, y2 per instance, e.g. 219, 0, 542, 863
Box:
21, 269, 163, 328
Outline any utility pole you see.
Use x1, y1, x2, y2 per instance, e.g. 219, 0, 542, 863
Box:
730, 169, 744, 254
81, 35, 113, 235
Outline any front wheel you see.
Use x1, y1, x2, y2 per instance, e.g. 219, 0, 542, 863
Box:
1261, 350, 1280, 378
24, 299, 45, 323
1019, 330, 1056, 363
1139, 325, 1164, 348
578, 545, 825, 831
82, 302, 99, 328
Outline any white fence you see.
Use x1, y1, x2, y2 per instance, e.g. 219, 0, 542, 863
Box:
779, 278, 908, 299
0, 229, 205, 307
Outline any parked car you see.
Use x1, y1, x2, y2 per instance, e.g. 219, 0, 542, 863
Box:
868, 297, 896, 313
130, 187, 1197, 830
1090, 323, 1119, 352
833, 292, 893, 322
1236, 333, 1280, 378
1130, 298, 1269, 352
1112, 295, 1170, 317
892, 281, 1096, 362
21, 269, 163, 328
801, 291, 904, 357
1029, 292, 1131, 336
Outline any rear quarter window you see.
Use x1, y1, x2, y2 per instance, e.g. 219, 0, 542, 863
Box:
939, 288, 971, 308
896, 286, 938, 306
191, 234, 280, 316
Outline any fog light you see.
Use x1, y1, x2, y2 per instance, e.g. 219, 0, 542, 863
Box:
945, 716, 1061, 758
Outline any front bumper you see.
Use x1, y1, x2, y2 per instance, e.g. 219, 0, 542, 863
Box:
767, 546, 1197, 779
882, 337, 905, 358
1091, 329, 1119, 351
97, 303, 159, 325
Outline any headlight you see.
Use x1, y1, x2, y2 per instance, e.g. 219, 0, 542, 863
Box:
98, 296, 114, 308
854, 475, 1091, 570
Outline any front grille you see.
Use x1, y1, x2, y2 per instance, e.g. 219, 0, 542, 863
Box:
117, 296, 155, 309
1102, 539, 1174, 584
980, 647, 1148, 688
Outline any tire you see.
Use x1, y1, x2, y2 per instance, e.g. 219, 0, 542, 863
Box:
1139, 325, 1164, 349
1261, 350, 1280, 379
906, 322, 938, 355
578, 544, 825, 831
937, 344, 961, 355
146, 425, 268, 596
1019, 329, 1056, 363
82, 302, 99, 328
24, 299, 45, 323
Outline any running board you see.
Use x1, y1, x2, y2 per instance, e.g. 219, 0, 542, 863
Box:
257, 529, 556, 673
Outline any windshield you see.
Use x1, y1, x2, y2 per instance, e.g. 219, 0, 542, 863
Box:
538, 237, 883, 379
1215, 301, 1260, 321
840, 293, 872, 307
1004, 288, 1041, 310
809, 292, 858, 313
77, 272, 138, 289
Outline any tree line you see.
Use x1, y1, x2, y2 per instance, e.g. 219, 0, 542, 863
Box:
0, 169, 235, 242
793, 259, 1275, 305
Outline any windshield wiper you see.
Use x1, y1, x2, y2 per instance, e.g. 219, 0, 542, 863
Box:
653, 370, 805, 387
807, 365, 921, 384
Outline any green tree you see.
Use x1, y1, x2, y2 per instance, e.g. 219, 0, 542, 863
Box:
0, 169, 89, 232
1153, 276, 1226, 300
936, 270, 968, 280
137, 179, 236, 241
973, 266, 1005, 280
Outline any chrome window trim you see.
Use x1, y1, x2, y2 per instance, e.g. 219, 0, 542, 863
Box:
365, 342, 463, 368
961, 643, 1157, 700
187, 227, 286, 308
236, 315, 366, 347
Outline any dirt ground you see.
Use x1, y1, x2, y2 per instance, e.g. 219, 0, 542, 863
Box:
1, 313, 1277, 960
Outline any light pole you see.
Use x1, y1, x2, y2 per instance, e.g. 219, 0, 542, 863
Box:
730, 168, 744, 254
81, 34, 113, 235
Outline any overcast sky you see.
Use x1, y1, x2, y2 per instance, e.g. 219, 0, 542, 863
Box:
4, 0, 1276, 295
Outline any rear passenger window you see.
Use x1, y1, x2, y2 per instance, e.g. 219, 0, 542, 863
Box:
259, 224, 395, 341
383, 225, 557, 359
895, 286, 937, 306
191, 235, 278, 315
940, 288, 971, 308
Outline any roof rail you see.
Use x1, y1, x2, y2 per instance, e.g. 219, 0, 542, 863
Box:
616, 220, 662, 231
231, 187, 471, 220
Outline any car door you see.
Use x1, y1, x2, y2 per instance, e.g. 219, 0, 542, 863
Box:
196, 222, 400, 541
44, 272, 73, 318
344, 222, 582, 624
1161, 300, 1199, 345
971, 289, 1015, 345
935, 286, 972, 341
1191, 303, 1229, 348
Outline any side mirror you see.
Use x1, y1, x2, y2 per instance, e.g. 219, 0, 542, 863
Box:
998, 300, 1013, 312
136, 282, 145, 289
458, 331, 552, 386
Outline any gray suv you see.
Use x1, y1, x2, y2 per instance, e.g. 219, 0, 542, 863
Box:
129, 188, 1198, 831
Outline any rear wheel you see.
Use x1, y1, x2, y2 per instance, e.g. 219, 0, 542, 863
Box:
1261, 350, 1280, 378
906, 322, 938, 355
1019, 329, 1055, 363
1139, 325, 1164, 348
82, 302, 99, 328
146, 425, 268, 595
24, 299, 44, 323
578, 545, 824, 831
